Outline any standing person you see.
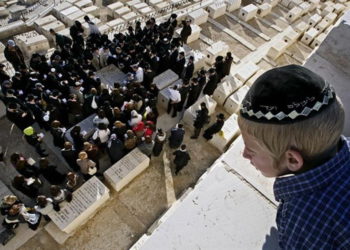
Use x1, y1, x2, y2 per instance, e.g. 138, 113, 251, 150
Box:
238, 65, 350, 249
153, 129, 166, 157
183, 56, 194, 81
23, 126, 48, 157
65, 172, 84, 192
191, 102, 209, 139
34, 195, 54, 221
173, 144, 191, 175
4, 40, 26, 70
50, 29, 72, 51
167, 85, 181, 118
84, 15, 100, 40
177, 80, 190, 112
39, 157, 66, 185
50, 120, 66, 148
180, 20, 192, 45
50, 185, 72, 211
203, 113, 225, 140
185, 78, 200, 109
222, 52, 233, 77
173, 52, 186, 77
107, 134, 124, 164
138, 136, 154, 157
169, 123, 185, 149
61, 142, 79, 171
203, 68, 219, 96
76, 151, 97, 180
214, 56, 225, 82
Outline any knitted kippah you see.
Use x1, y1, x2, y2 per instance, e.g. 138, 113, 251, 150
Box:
240, 65, 335, 124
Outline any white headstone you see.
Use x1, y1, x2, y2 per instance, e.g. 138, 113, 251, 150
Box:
153, 69, 179, 90
225, 0, 241, 12
310, 32, 327, 49
48, 177, 110, 234
208, 2, 227, 19
187, 9, 209, 25
286, 6, 303, 23
83, 5, 99, 16
14, 31, 50, 58
234, 62, 259, 83
282, 27, 299, 46
104, 148, 150, 192
205, 41, 229, 64
321, 6, 334, 17
239, 4, 258, 22
209, 113, 240, 152
115, 6, 131, 17
122, 12, 137, 22
301, 27, 319, 45
182, 95, 217, 128
224, 85, 250, 114
258, 3, 272, 18
308, 13, 322, 27
213, 75, 243, 106
74, 0, 93, 9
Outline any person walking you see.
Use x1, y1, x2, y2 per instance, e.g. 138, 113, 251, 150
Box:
203, 113, 225, 140
191, 102, 209, 139
173, 144, 190, 175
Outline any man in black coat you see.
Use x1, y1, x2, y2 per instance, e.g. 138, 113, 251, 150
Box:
61, 142, 79, 171
191, 102, 209, 139
214, 56, 225, 82
174, 52, 186, 76
185, 78, 201, 109
4, 40, 26, 71
203, 113, 225, 140
203, 68, 219, 96
222, 52, 233, 77
183, 56, 194, 81
180, 20, 192, 45
173, 144, 191, 175
177, 80, 190, 111
169, 123, 185, 149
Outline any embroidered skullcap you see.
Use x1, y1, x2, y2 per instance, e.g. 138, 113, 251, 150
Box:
240, 65, 335, 124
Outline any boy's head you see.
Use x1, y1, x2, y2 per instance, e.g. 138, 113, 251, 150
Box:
238, 65, 344, 177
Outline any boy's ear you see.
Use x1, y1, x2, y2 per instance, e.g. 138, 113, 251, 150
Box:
284, 149, 304, 172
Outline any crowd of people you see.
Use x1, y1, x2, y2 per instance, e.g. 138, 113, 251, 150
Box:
0, 13, 233, 235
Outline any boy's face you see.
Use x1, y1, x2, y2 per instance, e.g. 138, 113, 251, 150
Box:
241, 131, 287, 177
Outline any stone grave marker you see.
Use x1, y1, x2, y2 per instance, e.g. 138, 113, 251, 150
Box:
104, 148, 150, 192
65, 114, 96, 143
153, 69, 179, 90
158, 79, 183, 110
224, 85, 250, 114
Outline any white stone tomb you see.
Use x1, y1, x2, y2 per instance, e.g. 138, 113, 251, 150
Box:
234, 61, 259, 83
153, 69, 179, 90
301, 27, 319, 46
158, 79, 183, 110
205, 41, 229, 64
224, 85, 250, 114
258, 3, 272, 18
104, 148, 150, 192
239, 4, 258, 22
207, 2, 227, 19
187, 9, 209, 25
225, 0, 241, 12
213, 75, 243, 106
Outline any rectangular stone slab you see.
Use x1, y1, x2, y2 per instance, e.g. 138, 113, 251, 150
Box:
187, 8, 209, 25
153, 69, 179, 90
104, 148, 150, 192
209, 113, 240, 152
225, 0, 241, 12
208, 3, 226, 19
301, 27, 319, 45
234, 61, 259, 83
182, 95, 217, 128
239, 4, 258, 22
48, 177, 110, 234
65, 114, 96, 143
205, 40, 229, 64
213, 75, 243, 106
224, 85, 250, 114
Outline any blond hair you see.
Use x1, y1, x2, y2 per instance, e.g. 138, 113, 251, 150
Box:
238, 97, 345, 162
78, 151, 88, 160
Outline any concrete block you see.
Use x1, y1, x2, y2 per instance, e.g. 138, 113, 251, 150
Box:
107, 2, 124, 16
14, 31, 50, 58
48, 177, 109, 234
315, 19, 330, 33
139, 7, 155, 16
66, 10, 86, 27
209, 113, 240, 152
122, 11, 138, 21
324, 12, 337, 24
258, 3, 272, 18
299, 2, 311, 15
155, 2, 167, 11
104, 148, 150, 192
158, 79, 183, 110
239, 4, 258, 22
67, 0, 79, 3
42, 21, 66, 42
294, 21, 308, 34
82, 5, 99, 16
246, 69, 265, 87
308, 13, 322, 27
283, 27, 300, 46
97, 24, 110, 34
208, 2, 227, 19
126, 0, 141, 7
134, 2, 148, 10
263, 0, 278, 7
188, 8, 209, 25
224, 85, 250, 114
0, 6, 9, 17
234, 62, 259, 83
115, 6, 131, 17
321, 6, 334, 17
213, 75, 243, 106
225, 0, 241, 12
183, 95, 217, 127
267, 40, 289, 60
300, 27, 318, 45
310, 32, 327, 49
286, 6, 303, 23
333, 3, 345, 14
53, 2, 72, 17
176, 24, 201, 44
74, 0, 93, 9
149, 0, 162, 6
106, 18, 124, 29
34, 15, 57, 29
205, 41, 229, 65
308, 0, 320, 11
153, 69, 179, 90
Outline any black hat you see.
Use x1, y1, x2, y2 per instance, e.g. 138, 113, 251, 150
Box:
217, 113, 225, 120
240, 65, 335, 124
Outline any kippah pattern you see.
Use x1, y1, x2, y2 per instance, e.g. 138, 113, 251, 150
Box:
240, 85, 335, 123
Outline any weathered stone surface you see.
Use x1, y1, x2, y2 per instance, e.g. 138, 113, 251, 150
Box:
153, 69, 179, 90
65, 114, 96, 143
104, 148, 150, 192
14, 31, 50, 58
310, 33, 327, 48
48, 177, 110, 234
224, 85, 250, 114
225, 0, 241, 12
213, 75, 243, 106
301, 27, 319, 45
205, 41, 229, 64
208, 2, 227, 19
187, 8, 209, 25
158, 79, 183, 110
239, 4, 258, 22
